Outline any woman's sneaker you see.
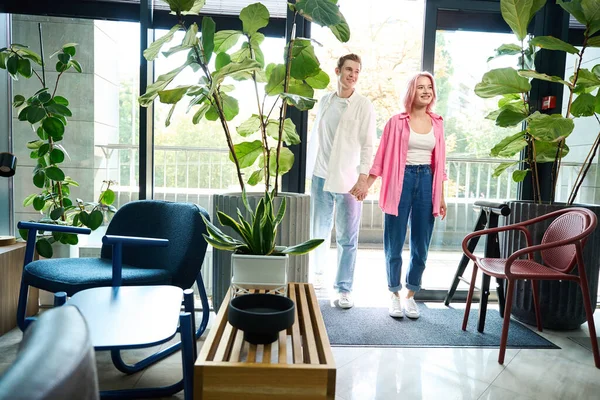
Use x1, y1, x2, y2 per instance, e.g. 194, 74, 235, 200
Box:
404, 297, 420, 319
389, 294, 404, 318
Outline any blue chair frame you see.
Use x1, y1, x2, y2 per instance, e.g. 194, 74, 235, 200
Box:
16, 201, 211, 395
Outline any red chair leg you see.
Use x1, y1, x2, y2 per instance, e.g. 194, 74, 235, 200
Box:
499, 280, 514, 365
531, 279, 543, 332
578, 281, 600, 368
462, 263, 479, 331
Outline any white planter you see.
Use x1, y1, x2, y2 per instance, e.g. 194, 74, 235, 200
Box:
231, 253, 289, 297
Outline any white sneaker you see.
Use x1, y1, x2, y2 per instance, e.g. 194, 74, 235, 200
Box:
338, 292, 354, 309
404, 297, 420, 319
313, 274, 324, 290
389, 294, 404, 318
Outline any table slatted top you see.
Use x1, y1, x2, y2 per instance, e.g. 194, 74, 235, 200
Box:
197, 282, 335, 368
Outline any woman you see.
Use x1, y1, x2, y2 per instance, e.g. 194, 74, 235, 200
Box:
351, 72, 447, 319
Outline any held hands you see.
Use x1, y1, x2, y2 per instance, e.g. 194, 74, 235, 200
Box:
349, 176, 369, 201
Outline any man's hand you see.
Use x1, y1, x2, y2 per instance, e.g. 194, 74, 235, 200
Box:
349, 175, 368, 201
440, 198, 447, 220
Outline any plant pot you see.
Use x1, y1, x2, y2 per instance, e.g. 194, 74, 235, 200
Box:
231, 253, 289, 296
503, 201, 600, 330
212, 192, 310, 311
228, 293, 295, 345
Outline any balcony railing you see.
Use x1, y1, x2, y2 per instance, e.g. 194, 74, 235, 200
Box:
96, 144, 597, 237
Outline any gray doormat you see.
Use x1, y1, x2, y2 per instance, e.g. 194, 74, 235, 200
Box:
319, 301, 559, 348
568, 336, 600, 352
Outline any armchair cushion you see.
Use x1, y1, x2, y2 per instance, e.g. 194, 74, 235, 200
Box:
0, 305, 99, 400
23, 258, 172, 296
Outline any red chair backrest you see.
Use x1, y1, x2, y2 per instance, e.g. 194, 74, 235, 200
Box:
541, 209, 595, 273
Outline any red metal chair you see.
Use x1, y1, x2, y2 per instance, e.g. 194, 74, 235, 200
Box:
461, 207, 599, 368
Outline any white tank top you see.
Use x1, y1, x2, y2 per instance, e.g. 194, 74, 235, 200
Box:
406, 126, 435, 165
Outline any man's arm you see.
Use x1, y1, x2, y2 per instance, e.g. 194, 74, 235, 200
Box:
350, 101, 376, 200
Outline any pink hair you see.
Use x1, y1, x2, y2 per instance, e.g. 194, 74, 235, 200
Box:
403, 71, 437, 114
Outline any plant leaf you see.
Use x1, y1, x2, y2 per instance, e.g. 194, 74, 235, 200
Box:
281, 238, 325, 255
36, 238, 53, 258
231, 140, 263, 168
527, 112, 574, 142
247, 169, 264, 185
492, 161, 520, 178
305, 69, 330, 89
266, 118, 300, 145
571, 92, 597, 117
295, 0, 343, 27
496, 106, 528, 127
531, 36, 579, 54
239, 2, 270, 35
280, 92, 317, 111
213, 30, 243, 53
265, 64, 285, 95
329, 14, 351, 43
139, 61, 190, 106
490, 131, 527, 157
512, 169, 529, 182
158, 85, 191, 104
488, 43, 522, 61
534, 140, 569, 162
475, 67, 531, 98
268, 147, 294, 176
45, 166, 65, 181
501, 0, 535, 41
519, 70, 571, 87
201, 17, 216, 63
289, 39, 320, 80
236, 114, 262, 136
144, 24, 181, 61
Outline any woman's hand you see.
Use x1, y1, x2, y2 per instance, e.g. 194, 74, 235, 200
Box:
440, 198, 447, 220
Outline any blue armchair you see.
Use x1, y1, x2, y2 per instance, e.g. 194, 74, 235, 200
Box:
16, 200, 211, 373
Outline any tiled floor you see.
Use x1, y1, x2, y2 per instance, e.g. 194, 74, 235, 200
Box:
1, 249, 599, 399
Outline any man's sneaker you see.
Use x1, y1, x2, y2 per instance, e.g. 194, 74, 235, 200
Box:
389, 294, 404, 318
338, 292, 354, 309
404, 297, 420, 319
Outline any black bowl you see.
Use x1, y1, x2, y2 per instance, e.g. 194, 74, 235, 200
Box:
228, 293, 295, 345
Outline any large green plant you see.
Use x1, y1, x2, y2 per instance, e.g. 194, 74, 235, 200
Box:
201, 190, 324, 255
0, 38, 116, 257
139, 0, 349, 194
475, 0, 600, 204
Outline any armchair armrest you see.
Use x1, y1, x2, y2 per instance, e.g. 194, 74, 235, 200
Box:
101, 234, 169, 287
18, 221, 92, 235
462, 225, 532, 263
18, 221, 92, 266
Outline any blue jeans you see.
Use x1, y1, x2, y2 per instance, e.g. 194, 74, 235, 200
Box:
384, 165, 435, 293
310, 175, 362, 293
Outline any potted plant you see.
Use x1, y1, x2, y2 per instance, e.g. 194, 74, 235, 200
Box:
200, 190, 324, 296
0, 33, 116, 259
474, 0, 600, 329
139, 0, 349, 308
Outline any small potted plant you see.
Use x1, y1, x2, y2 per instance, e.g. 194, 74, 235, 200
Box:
201, 190, 324, 296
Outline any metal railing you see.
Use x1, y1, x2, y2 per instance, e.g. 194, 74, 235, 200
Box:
96, 144, 596, 225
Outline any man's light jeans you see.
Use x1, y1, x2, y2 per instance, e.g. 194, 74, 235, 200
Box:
310, 175, 362, 293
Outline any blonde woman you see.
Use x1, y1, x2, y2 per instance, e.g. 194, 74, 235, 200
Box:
352, 72, 447, 319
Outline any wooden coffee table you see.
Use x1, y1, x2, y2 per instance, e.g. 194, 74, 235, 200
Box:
194, 282, 336, 399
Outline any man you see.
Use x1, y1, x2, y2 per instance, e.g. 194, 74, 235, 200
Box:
306, 53, 376, 309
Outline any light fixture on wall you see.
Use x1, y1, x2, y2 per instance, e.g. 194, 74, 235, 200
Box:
0, 152, 17, 178
0, 152, 17, 245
